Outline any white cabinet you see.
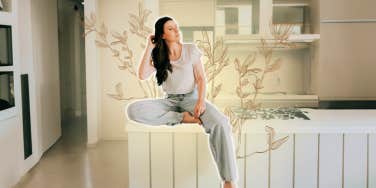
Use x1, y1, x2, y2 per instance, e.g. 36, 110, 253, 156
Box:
214, 0, 320, 107
318, 0, 376, 100
127, 109, 376, 188
0, 0, 17, 120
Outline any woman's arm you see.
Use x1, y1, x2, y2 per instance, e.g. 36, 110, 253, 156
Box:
193, 59, 207, 118
138, 35, 156, 80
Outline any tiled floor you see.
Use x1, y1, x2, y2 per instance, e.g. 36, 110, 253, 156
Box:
14, 117, 129, 188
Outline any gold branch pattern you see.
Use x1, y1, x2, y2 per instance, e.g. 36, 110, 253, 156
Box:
234, 23, 295, 112
236, 126, 289, 159
128, 1, 153, 49
196, 31, 231, 103
85, 3, 296, 159
84, 2, 160, 100
107, 83, 136, 101
225, 23, 296, 158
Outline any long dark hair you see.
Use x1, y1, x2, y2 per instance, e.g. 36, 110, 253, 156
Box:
152, 16, 173, 85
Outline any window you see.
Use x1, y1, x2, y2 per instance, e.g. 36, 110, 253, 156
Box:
216, 0, 259, 36
0, 72, 14, 110
0, 25, 14, 111
224, 7, 238, 34
0, 25, 13, 66
273, 5, 308, 34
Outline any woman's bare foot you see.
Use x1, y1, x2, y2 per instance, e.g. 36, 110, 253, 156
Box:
223, 181, 237, 188
182, 112, 202, 125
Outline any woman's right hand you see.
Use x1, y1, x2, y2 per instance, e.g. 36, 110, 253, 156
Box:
147, 34, 155, 49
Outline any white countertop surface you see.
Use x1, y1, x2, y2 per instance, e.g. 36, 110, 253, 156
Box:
126, 108, 376, 133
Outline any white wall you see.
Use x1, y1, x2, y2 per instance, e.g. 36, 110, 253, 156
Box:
17, 0, 42, 175
97, 0, 143, 140
0, 0, 25, 187
30, 0, 61, 151
0, 0, 61, 187
84, 0, 101, 145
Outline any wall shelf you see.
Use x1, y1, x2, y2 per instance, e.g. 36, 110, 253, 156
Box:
321, 19, 376, 23
289, 34, 320, 42
273, 3, 309, 7
215, 94, 319, 108
273, 0, 310, 7
222, 34, 320, 44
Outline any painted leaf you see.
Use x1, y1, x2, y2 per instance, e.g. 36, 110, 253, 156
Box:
213, 83, 222, 98
98, 32, 107, 42
95, 40, 108, 48
271, 136, 289, 150
234, 58, 240, 71
100, 23, 108, 36
111, 49, 120, 57
115, 83, 123, 97
265, 126, 275, 143
242, 92, 251, 98
246, 101, 261, 110
129, 21, 138, 31
247, 68, 263, 74
110, 41, 122, 46
241, 79, 249, 86
236, 86, 242, 98
112, 31, 121, 39
266, 58, 282, 73
90, 13, 96, 23
143, 9, 152, 19
107, 93, 120, 99
144, 26, 153, 34
129, 14, 139, 24
253, 79, 264, 90
241, 63, 249, 73
122, 30, 128, 40
118, 64, 127, 70
265, 50, 272, 64
84, 17, 93, 27
129, 28, 136, 35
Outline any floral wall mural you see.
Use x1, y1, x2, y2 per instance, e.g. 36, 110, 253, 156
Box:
85, 2, 160, 99
84, 1, 312, 158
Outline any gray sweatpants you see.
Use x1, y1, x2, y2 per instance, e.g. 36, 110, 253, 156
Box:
126, 87, 239, 182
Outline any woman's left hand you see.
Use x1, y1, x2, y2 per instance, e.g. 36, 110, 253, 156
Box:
194, 99, 206, 118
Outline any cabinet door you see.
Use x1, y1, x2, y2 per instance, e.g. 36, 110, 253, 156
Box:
321, 0, 376, 20
319, 23, 376, 99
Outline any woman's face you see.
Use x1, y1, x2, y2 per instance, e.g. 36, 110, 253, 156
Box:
162, 20, 181, 42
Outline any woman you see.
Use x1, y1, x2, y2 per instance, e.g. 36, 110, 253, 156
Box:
126, 16, 238, 188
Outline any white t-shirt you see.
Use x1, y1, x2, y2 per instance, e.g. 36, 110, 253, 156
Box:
161, 43, 202, 94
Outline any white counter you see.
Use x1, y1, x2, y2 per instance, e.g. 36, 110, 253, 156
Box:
126, 108, 376, 188
126, 108, 376, 133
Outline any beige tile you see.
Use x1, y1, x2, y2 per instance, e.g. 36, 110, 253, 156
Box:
14, 117, 129, 188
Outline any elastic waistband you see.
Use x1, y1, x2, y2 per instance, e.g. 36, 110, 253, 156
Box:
166, 87, 198, 98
